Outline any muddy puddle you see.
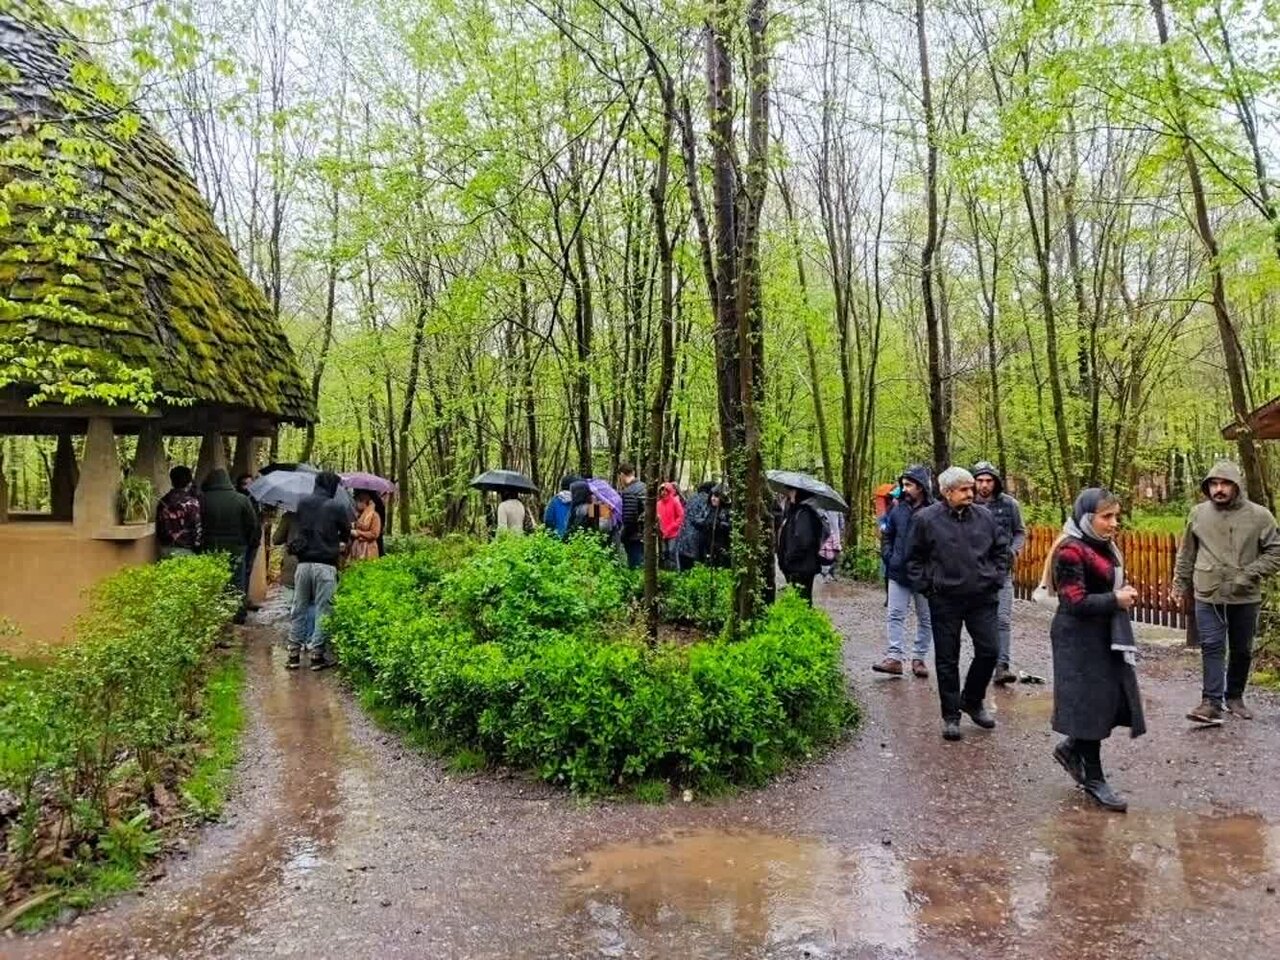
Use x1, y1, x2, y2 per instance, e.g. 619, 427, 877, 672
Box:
562, 813, 1280, 958
20, 630, 351, 959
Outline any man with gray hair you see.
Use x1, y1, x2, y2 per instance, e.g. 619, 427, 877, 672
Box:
906, 465, 1011, 741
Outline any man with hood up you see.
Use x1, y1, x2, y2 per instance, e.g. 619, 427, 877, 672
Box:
1172, 460, 1280, 724
972, 461, 1026, 685
199, 467, 259, 624
543, 474, 580, 539
287, 471, 351, 671
875, 465, 934, 677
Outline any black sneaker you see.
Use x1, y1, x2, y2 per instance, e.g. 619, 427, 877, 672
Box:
310, 655, 334, 672
992, 664, 1017, 686
1053, 741, 1085, 785
286, 650, 301, 671
943, 721, 963, 742
961, 702, 997, 729
1083, 778, 1128, 812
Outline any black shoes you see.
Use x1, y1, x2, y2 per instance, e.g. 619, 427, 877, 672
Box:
992, 664, 1017, 686
310, 655, 334, 672
286, 650, 301, 670
961, 703, 997, 729
1053, 741, 1085, 785
1083, 779, 1128, 812
942, 721, 963, 741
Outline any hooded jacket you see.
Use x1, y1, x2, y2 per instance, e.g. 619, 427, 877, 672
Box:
971, 461, 1026, 561
676, 486, 713, 560
290, 471, 351, 566
656, 483, 685, 540
199, 468, 258, 553
543, 475, 578, 538
1172, 460, 1280, 605
778, 494, 825, 580
881, 464, 933, 588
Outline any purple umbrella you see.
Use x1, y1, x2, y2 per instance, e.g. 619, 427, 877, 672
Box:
587, 478, 623, 517
340, 471, 398, 496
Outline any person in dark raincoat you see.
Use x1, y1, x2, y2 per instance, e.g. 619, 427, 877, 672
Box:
676, 481, 715, 568
1049, 487, 1145, 813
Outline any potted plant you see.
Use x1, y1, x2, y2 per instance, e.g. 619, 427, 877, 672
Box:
117, 475, 154, 525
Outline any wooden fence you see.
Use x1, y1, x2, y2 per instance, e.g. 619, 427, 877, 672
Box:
1013, 525, 1190, 631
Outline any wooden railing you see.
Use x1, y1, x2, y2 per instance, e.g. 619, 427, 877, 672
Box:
1013, 525, 1189, 630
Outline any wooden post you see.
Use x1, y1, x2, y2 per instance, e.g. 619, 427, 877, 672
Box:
195, 431, 226, 487
0, 442, 7, 523
73, 417, 121, 532
231, 433, 262, 480
51, 433, 78, 521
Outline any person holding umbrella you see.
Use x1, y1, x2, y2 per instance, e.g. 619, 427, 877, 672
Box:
777, 487, 827, 603
496, 488, 527, 536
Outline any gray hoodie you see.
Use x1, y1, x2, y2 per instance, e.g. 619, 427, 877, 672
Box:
1172, 459, 1280, 604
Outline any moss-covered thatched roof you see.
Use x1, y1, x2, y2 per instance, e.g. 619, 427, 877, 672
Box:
0, 1, 313, 424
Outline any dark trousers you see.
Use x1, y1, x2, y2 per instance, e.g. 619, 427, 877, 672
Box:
1195, 601, 1259, 703
928, 593, 1000, 722
788, 573, 815, 605
624, 540, 645, 569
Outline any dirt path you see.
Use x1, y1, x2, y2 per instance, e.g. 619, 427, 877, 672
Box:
9, 584, 1280, 960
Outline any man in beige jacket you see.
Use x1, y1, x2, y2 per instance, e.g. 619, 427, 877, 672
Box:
1172, 460, 1280, 724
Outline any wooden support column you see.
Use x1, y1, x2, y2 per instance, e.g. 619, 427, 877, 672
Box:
0, 442, 7, 523
195, 431, 226, 487
73, 418, 121, 532
133, 423, 170, 499
51, 433, 78, 521
231, 433, 262, 479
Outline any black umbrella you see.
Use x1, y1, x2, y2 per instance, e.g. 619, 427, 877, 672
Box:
766, 469, 849, 513
470, 469, 538, 494
260, 461, 317, 475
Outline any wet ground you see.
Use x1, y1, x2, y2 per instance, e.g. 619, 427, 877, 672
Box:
8, 583, 1280, 959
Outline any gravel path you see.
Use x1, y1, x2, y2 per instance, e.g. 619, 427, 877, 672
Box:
9, 583, 1280, 960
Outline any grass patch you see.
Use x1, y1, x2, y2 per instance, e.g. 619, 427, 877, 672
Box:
447, 748, 487, 774
180, 653, 247, 818
632, 779, 670, 804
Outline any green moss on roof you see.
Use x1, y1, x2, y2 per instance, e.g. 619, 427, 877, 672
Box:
0, 0, 313, 423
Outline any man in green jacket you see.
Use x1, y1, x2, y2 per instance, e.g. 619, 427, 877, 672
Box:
200, 467, 260, 624
1172, 460, 1280, 724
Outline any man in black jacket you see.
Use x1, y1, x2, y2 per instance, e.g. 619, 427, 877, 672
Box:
617, 463, 647, 569
778, 488, 825, 604
972, 461, 1026, 685
906, 466, 1010, 741
288, 471, 351, 671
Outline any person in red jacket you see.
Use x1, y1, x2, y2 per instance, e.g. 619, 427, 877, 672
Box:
656, 482, 686, 571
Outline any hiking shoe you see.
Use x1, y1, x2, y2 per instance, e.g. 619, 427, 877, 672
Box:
961, 702, 997, 729
942, 721, 963, 742
1083, 779, 1128, 813
992, 664, 1017, 686
310, 655, 334, 672
1187, 698, 1225, 726
872, 658, 904, 676
1053, 741, 1085, 785
286, 650, 301, 671
911, 659, 929, 678
1226, 698, 1254, 720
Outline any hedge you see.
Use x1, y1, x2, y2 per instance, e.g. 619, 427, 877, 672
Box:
330, 533, 857, 794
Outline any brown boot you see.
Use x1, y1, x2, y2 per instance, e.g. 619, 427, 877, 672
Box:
872, 658, 904, 676
992, 664, 1017, 686
1226, 697, 1254, 720
1186, 698, 1225, 726
911, 659, 929, 678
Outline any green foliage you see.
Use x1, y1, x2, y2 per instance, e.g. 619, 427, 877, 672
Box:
657, 566, 733, 631
0, 554, 239, 923
179, 654, 246, 818
329, 535, 858, 796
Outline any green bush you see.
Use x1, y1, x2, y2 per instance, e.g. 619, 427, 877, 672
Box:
0, 554, 238, 916
657, 566, 733, 630
329, 535, 857, 795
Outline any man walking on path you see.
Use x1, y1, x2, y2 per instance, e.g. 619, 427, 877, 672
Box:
618, 464, 648, 569
874, 464, 934, 678
907, 466, 1010, 741
972, 461, 1026, 685
287, 471, 351, 672
156, 465, 202, 559
199, 467, 258, 624
1172, 459, 1280, 724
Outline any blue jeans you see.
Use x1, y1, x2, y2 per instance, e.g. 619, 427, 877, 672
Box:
885, 579, 932, 660
624, 540, 645, 569
291, 562, 337, 655
997, 576, 1014, 667
1195, 600, 1259, 703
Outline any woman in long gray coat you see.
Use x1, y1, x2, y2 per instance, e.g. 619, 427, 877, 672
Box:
1050, 488, 1145, 812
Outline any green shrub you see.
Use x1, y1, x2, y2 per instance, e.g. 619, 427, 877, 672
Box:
329, 535, 858, 795
0, 554, 238, 921
657, 566, 733, 630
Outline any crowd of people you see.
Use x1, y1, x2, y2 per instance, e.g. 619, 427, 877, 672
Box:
870, 456, 1280, 814
154, 464, 386, 672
